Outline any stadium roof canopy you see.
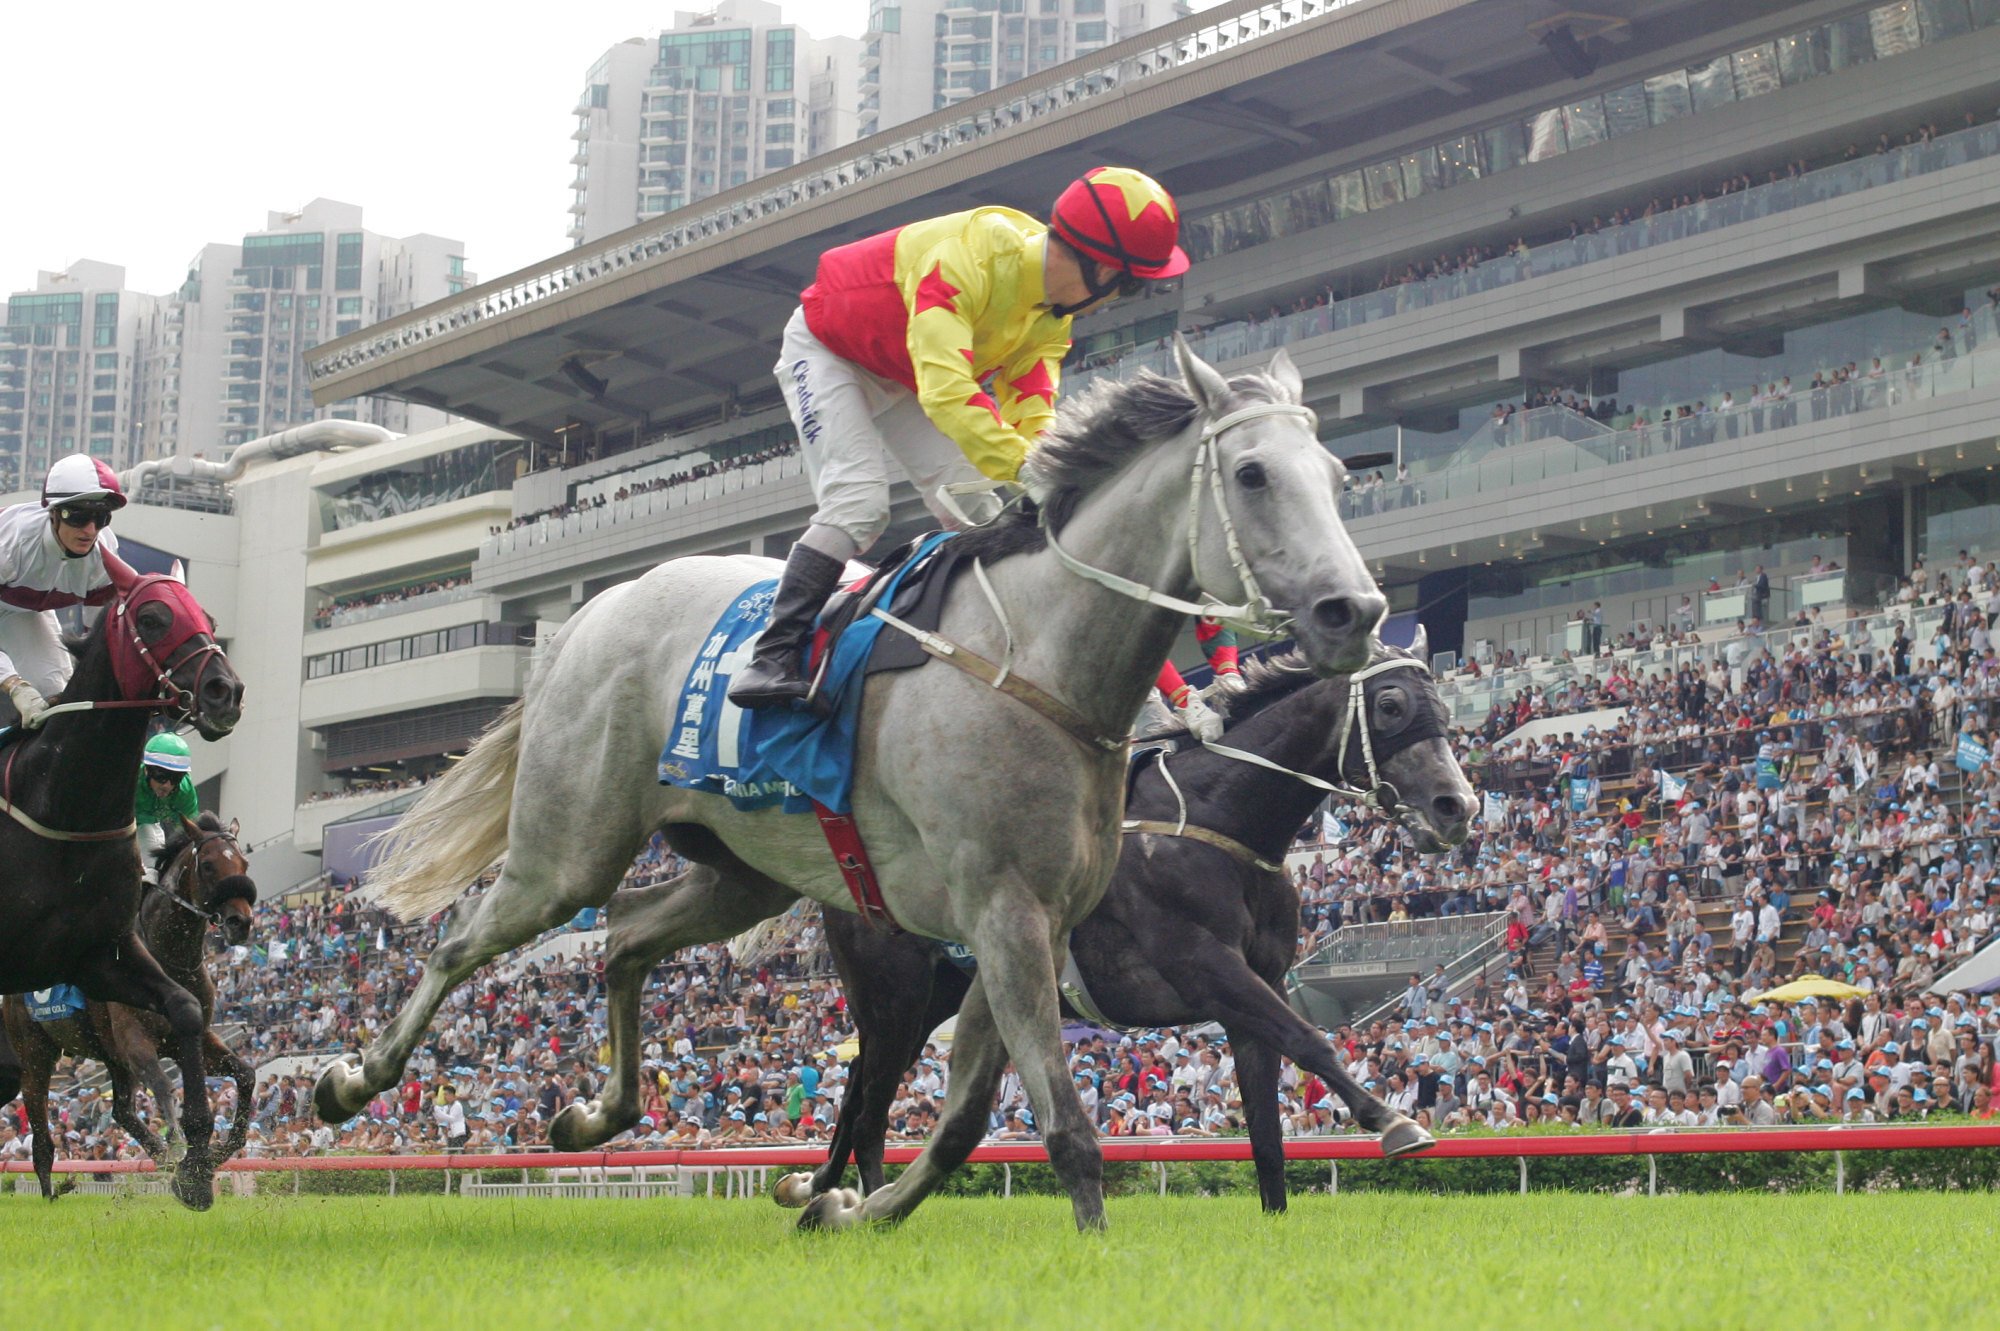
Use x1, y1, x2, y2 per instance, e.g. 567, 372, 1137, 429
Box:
308, 0, 1736, 446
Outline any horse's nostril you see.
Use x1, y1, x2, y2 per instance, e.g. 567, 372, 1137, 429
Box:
1433, 793, 1467, 824
1312, 592, 1387, 639
1312, 596, 1357, 634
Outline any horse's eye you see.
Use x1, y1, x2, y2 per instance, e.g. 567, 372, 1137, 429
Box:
1235, 462, 1267, 490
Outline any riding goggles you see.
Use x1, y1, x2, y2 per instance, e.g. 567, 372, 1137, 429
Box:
55, 504, 113, 530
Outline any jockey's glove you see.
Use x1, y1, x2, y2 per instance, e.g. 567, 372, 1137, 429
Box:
1213, 666, 1248, 694
3, 675, 49, 729
1176, 690, 1225, 744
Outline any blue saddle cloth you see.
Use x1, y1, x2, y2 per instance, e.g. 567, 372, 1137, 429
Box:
657, 532, 954, 815
26, 985, 87, 1024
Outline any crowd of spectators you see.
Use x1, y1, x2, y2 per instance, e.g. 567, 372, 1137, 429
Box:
8, 553, 2000, 1168
313, 576, 472, 630
301, 774, 437, 805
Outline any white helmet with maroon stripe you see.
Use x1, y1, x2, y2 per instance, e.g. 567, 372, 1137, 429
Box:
42, 453, 127, 511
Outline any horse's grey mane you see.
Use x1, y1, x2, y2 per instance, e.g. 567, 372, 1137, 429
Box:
953, 366, 1294, 565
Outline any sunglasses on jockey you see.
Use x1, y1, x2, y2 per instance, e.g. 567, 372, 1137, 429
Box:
54, 504, 114, 530
145, 765, 182, 783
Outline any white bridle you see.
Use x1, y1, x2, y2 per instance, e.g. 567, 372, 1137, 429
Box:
1200, 657, 1435, 814
1038, 399, 1318, 635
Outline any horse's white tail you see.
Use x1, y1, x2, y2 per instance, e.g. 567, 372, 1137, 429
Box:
725, 905, 803, 968
370, 700, 524, 922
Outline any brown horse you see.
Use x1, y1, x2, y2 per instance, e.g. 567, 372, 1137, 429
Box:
2, 813, 256, 1200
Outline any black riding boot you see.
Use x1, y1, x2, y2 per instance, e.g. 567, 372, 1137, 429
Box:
727, 544, 848, 713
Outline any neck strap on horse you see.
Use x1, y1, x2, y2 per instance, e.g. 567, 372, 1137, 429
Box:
0, 747, 138, 843
871, 598, 1128, 757
1121, 818, 1284, 874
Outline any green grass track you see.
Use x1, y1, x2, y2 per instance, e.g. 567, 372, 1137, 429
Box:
3, 1191, 1995, 1328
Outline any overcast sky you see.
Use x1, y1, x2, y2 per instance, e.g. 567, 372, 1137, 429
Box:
2, 0, 884, 297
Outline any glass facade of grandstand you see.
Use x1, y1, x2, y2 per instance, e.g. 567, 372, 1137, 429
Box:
1178, 3, 1995, 272
1074, 116, 2000, 403
318, 437, 524, 532
303, 621, 530, 680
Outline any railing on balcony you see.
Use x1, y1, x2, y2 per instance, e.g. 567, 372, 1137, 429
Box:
1338, 335, 2000, 520
480, 452, 806, 560
315, 583, 479, 631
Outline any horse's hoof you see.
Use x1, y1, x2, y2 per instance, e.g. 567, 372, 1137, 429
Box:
797, 1187, 861, 1231
773, 1172, 815, 1208
312, 1056, 369, 1125
1379, 1117, 1436, 1159
547, 1101, 604, 1152
169, 1159, 214, 1212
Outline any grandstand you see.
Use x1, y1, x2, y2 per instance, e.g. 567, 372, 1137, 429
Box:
15, 0, 2000, 1172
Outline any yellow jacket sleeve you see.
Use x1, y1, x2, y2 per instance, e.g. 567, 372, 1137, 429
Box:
902, 233, 1035, 483
992, 328, 1065, 441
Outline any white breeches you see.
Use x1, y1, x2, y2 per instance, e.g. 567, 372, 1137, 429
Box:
0, 609, 73, 696
776, 307, 988, 553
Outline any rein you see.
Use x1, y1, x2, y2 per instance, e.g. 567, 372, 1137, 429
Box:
1039, 400, 1317, 635
147, 833, 244, 925
872, 398, 1317, 758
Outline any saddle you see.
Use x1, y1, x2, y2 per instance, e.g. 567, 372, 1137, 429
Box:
810, 530, 977, 686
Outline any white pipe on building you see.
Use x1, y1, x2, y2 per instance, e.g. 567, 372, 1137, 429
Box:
120, 421, 399, 493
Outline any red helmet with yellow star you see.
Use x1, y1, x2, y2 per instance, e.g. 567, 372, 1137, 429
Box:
1049, 166, 1190, 280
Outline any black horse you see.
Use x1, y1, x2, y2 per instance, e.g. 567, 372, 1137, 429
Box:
4, 812, 258, 1199
0, 1023, 19, 1110
0, 554, 242, 1208
784, 641, 1473, 1214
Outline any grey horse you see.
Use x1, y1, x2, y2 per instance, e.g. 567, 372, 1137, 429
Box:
313, 339, 1384, 1232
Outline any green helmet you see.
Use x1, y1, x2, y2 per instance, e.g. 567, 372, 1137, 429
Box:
142, 732, 193, 774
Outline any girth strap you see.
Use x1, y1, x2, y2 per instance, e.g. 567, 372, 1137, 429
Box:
813, 800, 899, 932
1121, 819, 1284, 874
871, 606, 1128, 757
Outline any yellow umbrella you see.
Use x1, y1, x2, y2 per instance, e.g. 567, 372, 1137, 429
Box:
1746, 975, 1868, 1004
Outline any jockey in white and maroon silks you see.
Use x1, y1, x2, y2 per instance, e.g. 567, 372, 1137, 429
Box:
0, 454, 125, 729
1141, 616, 1244, 742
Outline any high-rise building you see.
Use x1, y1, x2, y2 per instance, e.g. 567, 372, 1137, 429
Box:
569, 2, 861, 246
0, 261, 157, 490
859, 0, 1189, 138
127, 199, 473, 465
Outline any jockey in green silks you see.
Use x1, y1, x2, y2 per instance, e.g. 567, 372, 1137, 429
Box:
135, 731, 197, 886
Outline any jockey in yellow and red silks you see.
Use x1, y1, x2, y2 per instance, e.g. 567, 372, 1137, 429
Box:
729, 167, 1192, 713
